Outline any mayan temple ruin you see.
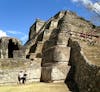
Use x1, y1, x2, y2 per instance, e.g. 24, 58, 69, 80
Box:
0, 10, 100, 92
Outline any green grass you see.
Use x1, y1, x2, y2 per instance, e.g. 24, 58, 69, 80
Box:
0, 83, 69, 92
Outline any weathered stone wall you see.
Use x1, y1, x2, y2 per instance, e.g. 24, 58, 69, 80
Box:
41, 62, 70, 83
0, 37, 22, 59
42, 46, 70, 64
29, 19, 45, 40
0, 38, 9, 59
66, 39, 100, 92
13, 50, 26, 59
41, 16, 71, 82
0, 58, 41, 85
0, 10, 99, 92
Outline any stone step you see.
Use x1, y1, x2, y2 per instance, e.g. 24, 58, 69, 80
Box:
86, 54, 100, 56
84, 49, 99, 52
43, 29, 52, 41
35, 41, 44, 53
29, 52, 43, 60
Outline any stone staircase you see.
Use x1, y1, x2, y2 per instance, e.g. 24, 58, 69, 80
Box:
81, 42, 100, 66
28, 41, 44, 60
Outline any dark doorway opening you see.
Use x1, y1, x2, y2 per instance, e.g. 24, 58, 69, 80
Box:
8, 39, 19, 58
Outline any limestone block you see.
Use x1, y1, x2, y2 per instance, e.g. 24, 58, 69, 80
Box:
51, 62, 71, 83
13, 50, 25, 59
53, 46, 70, 62
49, 20, 58, 30
35, 41, 44, 53
42, 40, 56, 51
41, 62, 70, 83
57, 32, 69, 46
29, 53, 37, 60
36, 19, 45, 33
41, 66, 52, 82
26, 67, 41, 82
42, 46, 70, 64
54, 11, 65, 19
43, 29, 52, 41
29, 19, 45, 40
1, 49, 8, 59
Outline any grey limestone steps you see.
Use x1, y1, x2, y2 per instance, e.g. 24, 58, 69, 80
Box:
82, 45, 100, 66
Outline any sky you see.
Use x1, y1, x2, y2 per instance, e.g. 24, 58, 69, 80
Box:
0, 0, 100, 44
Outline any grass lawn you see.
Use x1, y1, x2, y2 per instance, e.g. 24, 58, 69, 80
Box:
0, 83, 70, 92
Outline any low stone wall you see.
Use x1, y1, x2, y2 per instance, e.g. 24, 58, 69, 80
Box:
0, 58, 41, 85
75, 51, 100, 92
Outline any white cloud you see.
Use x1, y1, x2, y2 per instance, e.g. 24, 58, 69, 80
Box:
7, 30, 28, 44
92, 2, 100, 15
0, 29, 28, 44
72, 0, 92, 5
72, 0, 79, 2
0, 30, 7, 38
72, 0, 100, 16
7, 30, 23, 35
